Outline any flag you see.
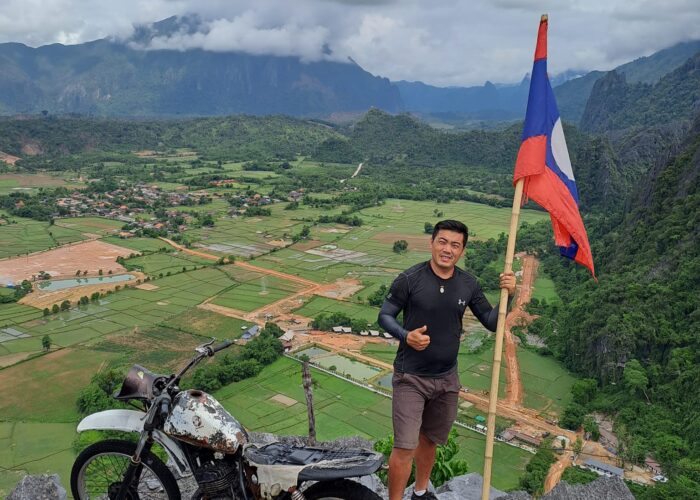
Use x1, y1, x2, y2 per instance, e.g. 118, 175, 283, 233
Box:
513, 16, 595, 277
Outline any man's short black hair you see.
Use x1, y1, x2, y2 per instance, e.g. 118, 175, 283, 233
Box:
432, 219, 469, 247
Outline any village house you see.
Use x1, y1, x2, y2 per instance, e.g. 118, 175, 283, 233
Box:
581, 458, 624, 479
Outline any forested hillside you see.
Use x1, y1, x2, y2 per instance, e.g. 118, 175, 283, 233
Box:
0, 115, 343, 162
524, 111, 700, 498
581, 52, 700, 133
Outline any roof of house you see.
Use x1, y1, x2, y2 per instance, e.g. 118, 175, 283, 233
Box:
512, 431, 542, 446
279, 331, 295, 341
584, 458, 624, 477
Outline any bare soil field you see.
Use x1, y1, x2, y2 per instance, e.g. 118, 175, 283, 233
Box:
315, 278, 363, 300
290, 239, 322, 251
0, 152, 21, 165
0, 240, 133, 282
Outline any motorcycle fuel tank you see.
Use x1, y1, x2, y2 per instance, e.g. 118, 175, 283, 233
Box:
164, 389, 247, 453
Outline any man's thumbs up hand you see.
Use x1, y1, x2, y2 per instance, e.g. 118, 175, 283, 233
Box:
407, 325, 430, 351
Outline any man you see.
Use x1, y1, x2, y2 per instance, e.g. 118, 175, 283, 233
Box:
378, 219, 516, 500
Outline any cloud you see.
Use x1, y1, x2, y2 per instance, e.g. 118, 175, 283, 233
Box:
137, 11, 334, 62
1, 0, 699, 86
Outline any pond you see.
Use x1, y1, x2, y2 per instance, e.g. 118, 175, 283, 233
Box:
314, 354, 381, 381
37, 274, 135, 292
374, 372, 394, 389
294, 346, 332, 359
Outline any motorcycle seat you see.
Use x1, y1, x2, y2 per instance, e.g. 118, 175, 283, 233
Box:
244, 442, 384, 481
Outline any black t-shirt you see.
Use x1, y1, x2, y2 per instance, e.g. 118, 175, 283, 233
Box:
386, 261, 499, 377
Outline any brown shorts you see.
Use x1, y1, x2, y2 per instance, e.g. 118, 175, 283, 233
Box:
392, 370, 460, 449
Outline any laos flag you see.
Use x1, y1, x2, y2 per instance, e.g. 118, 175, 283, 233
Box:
513, 16, 595, 278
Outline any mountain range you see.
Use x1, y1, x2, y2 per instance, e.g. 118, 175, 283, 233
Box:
0, 15, 698, 130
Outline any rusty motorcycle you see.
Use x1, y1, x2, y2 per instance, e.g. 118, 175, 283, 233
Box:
70, 330, 384, 500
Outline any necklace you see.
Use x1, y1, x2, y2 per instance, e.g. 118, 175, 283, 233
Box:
440, 285, 445, 294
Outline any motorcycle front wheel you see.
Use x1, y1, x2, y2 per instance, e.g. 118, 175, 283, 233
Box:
70, 439, 181, 500
302, 479, 382, 500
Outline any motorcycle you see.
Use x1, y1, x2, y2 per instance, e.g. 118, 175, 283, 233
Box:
70, 329, 384, 500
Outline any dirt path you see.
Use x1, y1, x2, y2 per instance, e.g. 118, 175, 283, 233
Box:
158, 237, 219, 261
544, 450, 574, 493
503, 254, 539, 405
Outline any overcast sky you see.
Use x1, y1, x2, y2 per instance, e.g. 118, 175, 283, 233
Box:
1, 0, 699, 87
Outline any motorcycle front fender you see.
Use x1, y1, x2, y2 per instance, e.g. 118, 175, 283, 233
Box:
77, 409, 191, 476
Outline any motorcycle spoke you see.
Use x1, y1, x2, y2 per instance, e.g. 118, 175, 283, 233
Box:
79, 452, 170, 499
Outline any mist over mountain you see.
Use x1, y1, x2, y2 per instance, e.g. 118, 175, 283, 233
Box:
0, 16, 401, 117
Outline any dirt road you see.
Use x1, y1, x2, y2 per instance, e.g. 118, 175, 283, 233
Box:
503, 254, 538, 405
544, 450, 574, 493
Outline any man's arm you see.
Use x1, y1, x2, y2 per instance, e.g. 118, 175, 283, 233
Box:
469, 272, 516, 331
378, 300, 409, 341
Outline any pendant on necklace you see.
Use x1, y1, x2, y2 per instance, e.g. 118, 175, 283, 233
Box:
440, 285, 445, 294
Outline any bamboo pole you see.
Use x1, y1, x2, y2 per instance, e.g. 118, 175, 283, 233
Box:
481, 178, 525, 500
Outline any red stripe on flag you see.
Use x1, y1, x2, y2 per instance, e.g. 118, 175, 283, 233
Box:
523, 167, 595, 277
534, 18, 548, 60
514, 135, 547, 180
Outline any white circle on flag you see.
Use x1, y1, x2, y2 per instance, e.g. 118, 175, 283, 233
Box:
551, 118, 575, 181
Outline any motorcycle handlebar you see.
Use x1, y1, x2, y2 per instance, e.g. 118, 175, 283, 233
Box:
158, 394, 171, 421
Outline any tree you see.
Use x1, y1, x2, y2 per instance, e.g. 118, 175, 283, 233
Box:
571, 378, 598, 405
424, 222, 434, 234
367, 284, 388, 307
60, 300, 71, 311
573, 436, 583, 455
76, 369, 125, 416
42, 308, 50, 316
623, 359, 650, 402
98, 269, 103, 276
51, 304, 60, 314
583, 416, 600, 441
41, 335, 51, 351
393, 240, 408, 253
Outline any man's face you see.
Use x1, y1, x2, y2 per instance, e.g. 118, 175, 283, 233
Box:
430, 229, 466, 271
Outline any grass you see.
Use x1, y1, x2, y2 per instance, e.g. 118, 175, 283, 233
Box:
124, 251, 212, 275
516, 349, 576, 416
211, 274, 304, 312
0, 422, 77, 497
53, 217, 124, 236
160, 308, 250, 339
293, 296, 380, 324
0, 213, 85, 259
0, 347, 120, 421
531, 274, 560, 303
